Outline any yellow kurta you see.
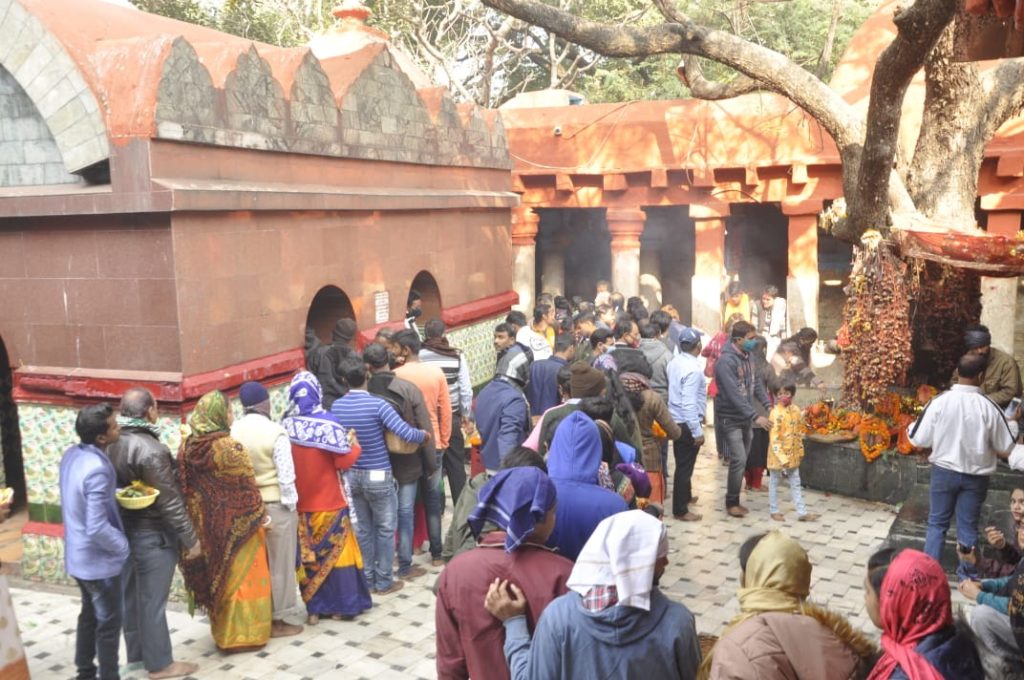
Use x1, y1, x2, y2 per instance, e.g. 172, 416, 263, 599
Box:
768, 404, 805, 470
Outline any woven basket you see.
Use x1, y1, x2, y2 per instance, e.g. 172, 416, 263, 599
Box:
385, 431, 420, 455
699, 633, 719, 658
116, 488, 160, 510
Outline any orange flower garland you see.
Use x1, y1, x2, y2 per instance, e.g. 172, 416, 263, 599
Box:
859, 416, 891, 462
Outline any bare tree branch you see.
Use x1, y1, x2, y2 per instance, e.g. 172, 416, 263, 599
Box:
480, 0, 864, 154
677, 55, 762, 99
977, 57, 1024, 142
844, 0, 957, 238
815, 0, 842, 79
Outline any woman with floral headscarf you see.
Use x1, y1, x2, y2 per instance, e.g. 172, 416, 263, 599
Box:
865, 548, 984, 679
178, 390, 271, 651
282, 371, 371, 625
702, 531, 875, 679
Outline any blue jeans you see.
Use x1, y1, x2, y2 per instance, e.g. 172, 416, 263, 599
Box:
75, 574, 123, 680
122, 530, 178, 672
924, 465, 990, 563
420, 462, 444, 560
348, 468, 398, 591
396, 480, 418, 575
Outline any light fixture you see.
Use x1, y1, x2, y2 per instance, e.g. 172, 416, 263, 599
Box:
823, 279, 843, 287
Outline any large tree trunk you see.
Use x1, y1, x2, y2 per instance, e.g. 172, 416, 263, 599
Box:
906, 24, 985, 227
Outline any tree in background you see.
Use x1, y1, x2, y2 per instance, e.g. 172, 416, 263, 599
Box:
131, 0, 871, 108
479, 0, 1024, 398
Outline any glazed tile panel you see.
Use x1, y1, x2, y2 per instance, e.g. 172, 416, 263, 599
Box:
19, 318, 490, 585
447, 314, 504, 387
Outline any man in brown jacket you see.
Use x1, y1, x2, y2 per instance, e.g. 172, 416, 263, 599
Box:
956, 325, 1023, 408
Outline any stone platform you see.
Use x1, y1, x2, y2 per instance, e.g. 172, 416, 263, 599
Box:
10, 441, 902, 679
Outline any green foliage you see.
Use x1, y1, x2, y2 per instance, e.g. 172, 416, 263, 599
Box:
130, 0, 877, 106
129, 0, 217, 27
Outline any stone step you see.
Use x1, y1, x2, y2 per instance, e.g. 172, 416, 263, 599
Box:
886, 462, 1023, 574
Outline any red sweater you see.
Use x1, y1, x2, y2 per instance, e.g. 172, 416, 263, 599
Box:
434, 532, 572, 680
291, 442, 361, 513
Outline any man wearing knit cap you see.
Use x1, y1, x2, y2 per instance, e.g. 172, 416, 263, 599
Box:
953, 324, 1023, 409
230, 381, 304, 637
534, 363, 643, 456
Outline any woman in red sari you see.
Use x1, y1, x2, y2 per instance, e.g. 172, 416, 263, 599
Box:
178, 390, 271, 652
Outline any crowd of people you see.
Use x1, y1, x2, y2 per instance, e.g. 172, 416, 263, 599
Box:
54, 281, 1024, 679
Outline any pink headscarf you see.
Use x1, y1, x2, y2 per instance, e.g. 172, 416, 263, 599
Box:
867, 549, 951, 680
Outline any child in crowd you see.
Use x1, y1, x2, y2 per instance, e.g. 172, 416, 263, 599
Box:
958, 485, 1024, 581
768, 384, 818, 522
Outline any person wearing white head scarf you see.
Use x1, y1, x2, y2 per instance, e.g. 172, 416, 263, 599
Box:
485, 510, 701, 679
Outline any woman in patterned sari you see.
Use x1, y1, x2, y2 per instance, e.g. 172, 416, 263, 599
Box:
178, 390, 272, 652
283, 372, 372, 624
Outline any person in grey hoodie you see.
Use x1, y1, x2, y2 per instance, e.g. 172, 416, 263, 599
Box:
713, 320, 771, 518
639, 323, 672, 404
485, 510, 700, 679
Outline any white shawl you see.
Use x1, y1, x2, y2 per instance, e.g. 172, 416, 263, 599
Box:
566, 510, 668, 611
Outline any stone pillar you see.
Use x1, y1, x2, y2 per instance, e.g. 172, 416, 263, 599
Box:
690, 203, 729, 334
607, 207, 646, 298
783, 206, 821, 332
539, 234, 566, 297
511, 206, 539, 311
639, 237, 663, 309
981, 211, 1020, 354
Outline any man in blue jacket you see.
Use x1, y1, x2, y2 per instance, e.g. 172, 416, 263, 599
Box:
713, 320, 771, 518
59, 403, 130, 680
475, 340, 533, 472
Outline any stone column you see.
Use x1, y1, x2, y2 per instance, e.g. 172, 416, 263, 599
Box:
639, 236, 663, 309
511, 206, 539, 311
783, 204, 821, 332
690, 202, 729, 334
981, 211, 1020, 354
607, 207, 646, 298
539, 233, 566, 297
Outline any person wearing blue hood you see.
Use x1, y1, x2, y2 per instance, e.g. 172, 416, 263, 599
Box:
474, 341, 533, 472
545, 411, 629, 560
486, 510, 701, 679
435, 467, 572, 680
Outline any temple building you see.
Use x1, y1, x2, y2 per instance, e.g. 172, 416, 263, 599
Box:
0, 0, 516, 581
4, 0, 1024, 586
498, 0, 1024, 353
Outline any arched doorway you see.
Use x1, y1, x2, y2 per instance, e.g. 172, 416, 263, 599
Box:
409, 271, 443, 321
0, 336, 24, 510
306, 285, 356, 343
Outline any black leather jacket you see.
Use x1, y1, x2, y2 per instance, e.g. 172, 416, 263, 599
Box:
107, 425, 197, 548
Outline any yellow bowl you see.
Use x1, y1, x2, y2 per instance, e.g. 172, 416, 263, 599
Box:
116, 488, 159, 510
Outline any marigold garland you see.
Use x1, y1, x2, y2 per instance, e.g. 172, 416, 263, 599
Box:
858, 416, 891, 462
841, 233, 913, 411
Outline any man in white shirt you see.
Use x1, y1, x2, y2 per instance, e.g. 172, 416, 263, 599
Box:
512, 308, 553, 361
909, 353, 1016, 564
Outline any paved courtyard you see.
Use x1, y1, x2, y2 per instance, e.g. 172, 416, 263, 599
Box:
13, 447, 907, 680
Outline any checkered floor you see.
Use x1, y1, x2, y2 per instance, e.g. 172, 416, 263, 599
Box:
13, 443, 921, 679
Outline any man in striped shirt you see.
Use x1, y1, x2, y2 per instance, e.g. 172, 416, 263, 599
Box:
420, 319, 474, 505
330, 355, 430, 595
